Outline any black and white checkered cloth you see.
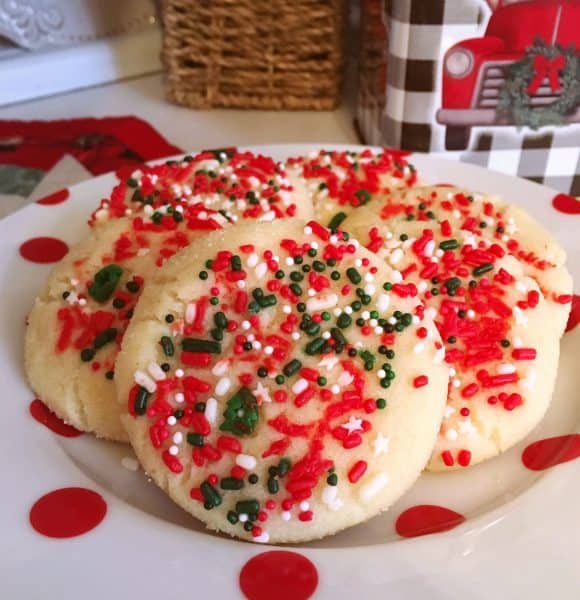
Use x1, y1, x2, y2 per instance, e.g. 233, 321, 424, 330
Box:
357, 0, 580, 195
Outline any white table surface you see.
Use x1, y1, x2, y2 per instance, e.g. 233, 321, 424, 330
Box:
0, 73, 359, 150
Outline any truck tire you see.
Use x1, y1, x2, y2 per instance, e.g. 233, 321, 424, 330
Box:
445, 126, 471, 151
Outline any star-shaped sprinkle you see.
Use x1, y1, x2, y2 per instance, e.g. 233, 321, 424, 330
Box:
318, 355, 339, 372
253, 381, 272, 404
373, 432, 390, 457
341, 415, 363, 435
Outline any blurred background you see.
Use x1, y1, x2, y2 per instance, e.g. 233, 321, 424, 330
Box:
0, 0, 578, 217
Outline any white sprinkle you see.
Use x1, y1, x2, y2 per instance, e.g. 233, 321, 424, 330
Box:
521, 369, 537, 391
185, 303, 197, 324
338, 371, 354, 386
444, 406, 456, 419
168, 445, 179, 456
322, 485, 343, 511
360, 473, 389, 501
255, 263, 268, 278
172, 432, 183, 444
458, 418, 477, 436
467, 309, 475, 319
205, 397, 218, 424
264, 346, 274, 355
497, 363, 516, 374
241, 320, 251, 330
174, 392, 185, 403
377, 293, 390, 312
449, 367, 457, 377
303, 225, 313, 235
512, 336, 523, 348
281, 511, 291, 521
147, 362, 166, 381
513, 307, 528, 327
247, 253, 259, 268
215, 377, 231, 396
252, 341, 262, 350
78, 298, 87, 307
369, 318, 378, 327
418, 281, 428, 293
322, 331, 331, 340
236, 454, 257, 470
392, 270, 403, 283
515, 281, 527, 294
424, 240, 435, 257
237, 280, 246, 289
331, 384, 340, 394
283, 305, 292, 314
364, 273, 374, 284
212, 360, 229, 376
299, 501, 310, 511
291, 332, 301, 340
373, 432, 390, 457
387, 316, 397, 325
285, 257, 294, 266
453, 378, 461, 388
425, 306, 438, 320
121, 456, 139, 472
377, 369, 386, 378
254, 532, 270, 543
167, 416, 177, 426
307, 289, 316, 297
333, 307, 342, 317
374, 326, 384, 334
239, 513, 248, 523
134, 371, 156, 393
413, 342, 425, 354
344, 306, 353, 315
361, 310, 370, 320
389, 248, 404, 265
412, 315, 420, 325
292, 378, 309, 394
175, 369, 184, 378
307, 293, 339, 312
445, 428, 459, 441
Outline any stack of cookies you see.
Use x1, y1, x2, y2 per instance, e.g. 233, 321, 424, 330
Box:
25, 148, 573, 543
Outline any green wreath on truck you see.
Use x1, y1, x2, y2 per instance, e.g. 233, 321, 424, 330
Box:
498, 38, 580, 130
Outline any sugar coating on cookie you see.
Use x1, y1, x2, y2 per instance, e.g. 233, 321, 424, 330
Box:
25, 152, 311, 441
286, 148, 418, 228
115, 220, 447, 543
342, 185, 573, 471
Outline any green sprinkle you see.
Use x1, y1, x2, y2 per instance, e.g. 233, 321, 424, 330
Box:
181, 338, 221, 353
187, 432, 205, 447
210, 297, 219, 305
439, 239, 459, 250
283, 359, 302, 377
290, 283, 303, 296
376, 398, 387, 409
127, 177, 138, 188
445, 277, 461, 291
159, 336, 174, 357
278, 458, 291, 477
80, 348, 95, 362
214, 312, 228, 329
235, 499, 260, 515
327, 473, 338, 486
313, 260, 326, 273
500, 339, 510, 348
330, 327, 346, 345
337, 313, 352, 328
88, 264, 123, 303
248, 474, 259, 484
220, 477, 244, 490
227, 511, 239, 524
355, 189, 371, 205
346, 267, 361, 284
383, 282, 392, 291
267, 478, 279, 494
200, 481, 222, 508
328, 212, 347, 232
230, 255, 242, 271
220, 387, 259, 436
126, 280, 140, 293
473, 263, 493, 277
211, 329, 224, 342
93, 327, 117, 349
317, 376, 327, 386
321, 311, 331, 321
305, 337, 325, 355
134, 386, 150, 415
275, 375, 285, 384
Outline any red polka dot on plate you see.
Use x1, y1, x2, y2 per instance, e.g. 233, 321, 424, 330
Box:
395, 505, 465, 538
29, 487, 107, 538
36, 188, 69, 206
29, 399, 82, 437
239, 551, 318, 600
522, 434, 580, 470
552, 193, 580, 215
19, 237, 69, 263
565, 294, 580, 332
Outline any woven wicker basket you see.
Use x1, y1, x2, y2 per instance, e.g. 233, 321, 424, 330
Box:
162, 0, 346, 110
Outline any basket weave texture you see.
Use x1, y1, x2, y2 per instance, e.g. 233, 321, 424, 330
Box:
162, 0, 346, 110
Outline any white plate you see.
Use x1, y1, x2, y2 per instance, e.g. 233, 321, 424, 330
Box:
1, 145, 578, 599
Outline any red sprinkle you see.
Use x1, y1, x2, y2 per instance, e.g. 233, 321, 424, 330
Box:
347, 460, 367, 483
413, 375, 428, 388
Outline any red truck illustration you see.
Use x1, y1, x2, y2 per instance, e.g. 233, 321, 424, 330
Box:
436, 0, 580, 150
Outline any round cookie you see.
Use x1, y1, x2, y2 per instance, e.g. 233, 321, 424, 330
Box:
286, 148, 418, 228
342, 185, 573, 471
115, 220, 448, 543
25, 151, 311, 441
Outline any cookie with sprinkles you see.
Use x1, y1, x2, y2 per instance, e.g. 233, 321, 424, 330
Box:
25, 152, 311, 442
285, 148, 418, 230
91, 148, 303, 226
115, 220, 448, 543
342, 185, 573, 471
